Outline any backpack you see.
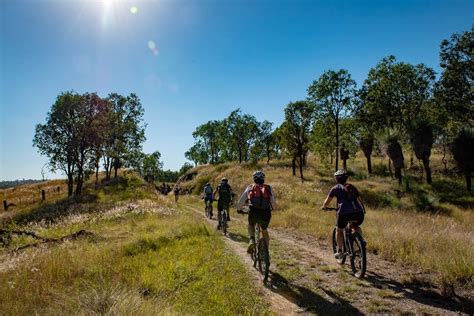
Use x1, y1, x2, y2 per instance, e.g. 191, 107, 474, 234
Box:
218, 183, 231, 201
204, 185, 213, 195
337, 183, 364, 213
248, 184, 272, 210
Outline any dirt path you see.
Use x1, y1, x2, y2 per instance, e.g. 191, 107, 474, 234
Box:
184, 203, 472, 315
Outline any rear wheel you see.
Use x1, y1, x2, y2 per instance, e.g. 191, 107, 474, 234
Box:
257, 238, 270, 283
350, 233, 366, 278
221, 211, 227, 236
332, 228, 346, 264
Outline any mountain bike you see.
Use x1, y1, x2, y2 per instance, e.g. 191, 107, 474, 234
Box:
324, 207, 367, 278
239, 207, 270, 283
204, 199, 213, 219
218, 208, 228, 236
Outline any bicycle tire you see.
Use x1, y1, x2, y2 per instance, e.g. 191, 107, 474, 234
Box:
258, 238, 270, 283
252, 226, 260, 268
332, 228, 346, 264
350, 232, 366, 278
221, 210, 227, 236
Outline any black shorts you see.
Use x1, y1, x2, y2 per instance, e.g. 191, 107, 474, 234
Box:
336, 212, 364, 229
217, 201, 230, 212
248, 208, 271, 230
204, 197, 213, 203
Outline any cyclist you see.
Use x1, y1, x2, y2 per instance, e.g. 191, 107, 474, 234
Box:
236, 171, 275, 254
213, 178, 233, 230
173, 186, 181, 202
203, 182, 214, 218
321, 169, 365, 259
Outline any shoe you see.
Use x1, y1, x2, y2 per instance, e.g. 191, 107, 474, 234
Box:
335, 251, 344, 260
247, 238, 256, 254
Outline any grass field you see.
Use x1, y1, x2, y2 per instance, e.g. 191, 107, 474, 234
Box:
0, 175, 269, 315
176, 151, 474, 293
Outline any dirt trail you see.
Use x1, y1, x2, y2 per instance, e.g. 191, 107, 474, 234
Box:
184, 203, 472, 315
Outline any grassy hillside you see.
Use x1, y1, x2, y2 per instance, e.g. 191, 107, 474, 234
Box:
177, 152, 474, 294
0, 174, 268, 315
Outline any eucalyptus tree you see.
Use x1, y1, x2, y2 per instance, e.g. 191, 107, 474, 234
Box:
361, 56, 436, 183
279, 101, 314, 181
308, 69, 357, 171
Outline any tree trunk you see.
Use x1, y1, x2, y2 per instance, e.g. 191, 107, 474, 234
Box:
442, 143, 448, 173
388, 159, 393, 178
292, 158, 296, 176
366, 156, 372, 174
395, 168, 402, 186
342, 159, 347, 170
422, 156, 432, 184
466, 170, 472, 191
95, 164, 99, 183
299, 155, 304, 182
335, 118, 339, 171
67, 172, 74, 196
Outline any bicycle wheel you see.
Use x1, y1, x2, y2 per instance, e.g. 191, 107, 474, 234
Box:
252, 226, 260, 268
350, 233, 366, 278
222, 210, 228, 235
332, 228, 346, 264
257, 238, 270, 282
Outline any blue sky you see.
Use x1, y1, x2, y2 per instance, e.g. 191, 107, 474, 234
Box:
0, 0, 473, 180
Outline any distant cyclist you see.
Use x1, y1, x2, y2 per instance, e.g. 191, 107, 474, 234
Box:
236, 171, 275, 254
213, 178, 233, 230
203, 182, 214, 218
173, 186, 181, 202
321, 169, 365, 259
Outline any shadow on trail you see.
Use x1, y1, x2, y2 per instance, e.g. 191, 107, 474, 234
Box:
364, 271, 474, 314
267, 272, 363, 315
227, 232, 249, 243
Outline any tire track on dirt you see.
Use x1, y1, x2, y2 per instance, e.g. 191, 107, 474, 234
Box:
183, 203, 472, 315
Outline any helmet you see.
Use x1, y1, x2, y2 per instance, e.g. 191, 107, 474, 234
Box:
334, 169, 348, 179
221, 177, 228, 183
252, 170, 265, 182
205, 183, 210, 186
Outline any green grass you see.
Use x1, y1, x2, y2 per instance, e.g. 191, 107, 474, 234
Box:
0, 180, 269, 315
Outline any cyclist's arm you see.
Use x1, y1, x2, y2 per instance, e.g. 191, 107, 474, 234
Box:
269, 186, 276, 211
235, 187, 250, 210
321, 195, 333, 209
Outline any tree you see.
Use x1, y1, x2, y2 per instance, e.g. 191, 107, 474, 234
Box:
383, 135, 405, 185
142, 151, 163, 183
105, 93, 146, 178
308, 69, 357, 171
185, 140, 209, 165
436, 27, 474, 125
361, 56, 436, 182
191, 120, 222, 164
34, 92, 109, 195
224, 109, 260, 163
451, 129, 474, 191
408, 119, 434, 184
279, 101, 314, 181
34, 92, 82, 196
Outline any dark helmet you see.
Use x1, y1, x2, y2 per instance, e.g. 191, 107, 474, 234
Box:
221, 177, 228, 183
334, 169, 348, 179
252, 170, 265, 183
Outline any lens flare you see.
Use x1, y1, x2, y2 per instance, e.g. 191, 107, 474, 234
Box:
148, 41, 159, 56
130, 6, 138, 14
148, 41, 156, 50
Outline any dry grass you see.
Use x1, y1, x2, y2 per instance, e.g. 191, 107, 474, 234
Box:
177, 152, 474, 291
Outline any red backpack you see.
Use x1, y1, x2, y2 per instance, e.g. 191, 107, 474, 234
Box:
248, 184, 272, 210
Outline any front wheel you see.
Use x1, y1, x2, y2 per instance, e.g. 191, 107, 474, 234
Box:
332, 228, 346, 265
350, 233, 366, 278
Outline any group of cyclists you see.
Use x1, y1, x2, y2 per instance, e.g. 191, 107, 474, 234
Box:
201, 169, 366, 258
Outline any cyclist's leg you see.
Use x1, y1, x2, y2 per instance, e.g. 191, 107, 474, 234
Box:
336, 214, 347, 252
259, 209, 272, 248
247, 209, 258, 252
217, 202, 223, 229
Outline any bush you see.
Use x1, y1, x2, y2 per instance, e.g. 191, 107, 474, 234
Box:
193, 176, 211, 196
